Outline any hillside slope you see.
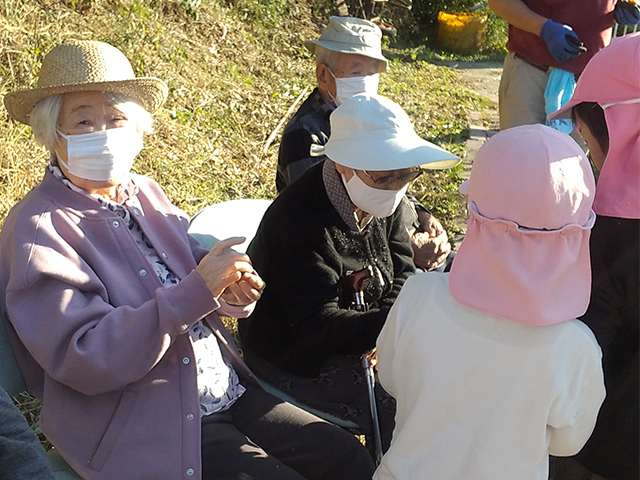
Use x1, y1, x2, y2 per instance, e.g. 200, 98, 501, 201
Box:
0, 0, 487, 229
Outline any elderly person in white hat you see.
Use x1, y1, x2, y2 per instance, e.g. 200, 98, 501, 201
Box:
0, 40, 375, 480
277, 16, 453, 272
374, 124, 604, 480
239, 93, 459, 453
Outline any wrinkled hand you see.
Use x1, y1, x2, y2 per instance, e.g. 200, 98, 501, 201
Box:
196, 237, 261, 301
539, 20, 584, 62
615, 1, 640, 25
410, 211, 451, 271
220, 271, 265, 306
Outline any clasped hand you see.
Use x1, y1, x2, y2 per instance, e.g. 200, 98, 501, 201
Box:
410, 210, 451, 271
196, 236, 265, 306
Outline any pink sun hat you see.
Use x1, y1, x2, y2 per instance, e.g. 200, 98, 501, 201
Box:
450, 124, 596, 326
549, 33, 640, 219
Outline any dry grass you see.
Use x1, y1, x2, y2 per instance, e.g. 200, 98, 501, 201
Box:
0, 0, 487, 227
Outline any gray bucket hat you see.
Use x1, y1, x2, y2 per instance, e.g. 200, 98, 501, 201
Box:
304, 16, 389, 71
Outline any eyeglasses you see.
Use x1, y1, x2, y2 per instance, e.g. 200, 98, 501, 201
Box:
361, 168, 424, 188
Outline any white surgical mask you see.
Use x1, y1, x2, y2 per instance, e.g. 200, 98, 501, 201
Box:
329, 69, 379, 106
56, 126, 143, 181
342, 172, 408, 218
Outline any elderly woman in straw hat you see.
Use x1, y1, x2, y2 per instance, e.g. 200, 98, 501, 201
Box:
0, 40, 375, 480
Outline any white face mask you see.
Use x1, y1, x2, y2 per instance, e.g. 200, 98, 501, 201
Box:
342, 172, 408, 218
329, 70, 380, 106
56, 126, 143, 182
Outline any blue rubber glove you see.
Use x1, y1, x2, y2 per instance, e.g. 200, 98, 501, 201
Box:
615, 1, 640, 25
539, 19, 584, 62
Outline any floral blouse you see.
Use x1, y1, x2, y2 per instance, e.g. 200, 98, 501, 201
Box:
49, 162, 245, 416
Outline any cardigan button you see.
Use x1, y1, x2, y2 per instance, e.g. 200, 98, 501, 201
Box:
133, 208, 141, 216
186, 468, 195, 476
182, 357, 190, 365
112, 220, 120, 228
162, 252, 168, 259
139, 269, 147, 276
187, 413, 195, 420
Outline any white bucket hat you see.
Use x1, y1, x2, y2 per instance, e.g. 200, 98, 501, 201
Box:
304, 16, 389, 71
4, 40, 168, 125
320, 93, 460, 171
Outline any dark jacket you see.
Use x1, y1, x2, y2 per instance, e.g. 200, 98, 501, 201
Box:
240, 161, 415, 377
575, 215, 639, 480
0, 386, 55, 480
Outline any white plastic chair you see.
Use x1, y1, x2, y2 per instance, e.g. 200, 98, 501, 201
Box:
187, 199, 373, 438
612, 21, 639, 40
188, 198, 272, 252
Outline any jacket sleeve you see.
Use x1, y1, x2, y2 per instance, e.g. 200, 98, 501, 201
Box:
4, 212, 220, 397
0, 387, 55, 480
278, 127, 327, 189
547, 326, 606, 457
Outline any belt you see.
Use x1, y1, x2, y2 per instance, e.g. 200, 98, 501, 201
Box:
514, 53, 550, 72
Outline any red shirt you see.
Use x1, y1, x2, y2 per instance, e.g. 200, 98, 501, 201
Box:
507, 0, 617, 74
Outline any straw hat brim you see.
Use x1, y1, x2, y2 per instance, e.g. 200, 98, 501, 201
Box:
4, 77, 168, 125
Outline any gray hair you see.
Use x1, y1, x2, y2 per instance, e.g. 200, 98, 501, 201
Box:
315, 45, 342, 71
30, 92, 153, 153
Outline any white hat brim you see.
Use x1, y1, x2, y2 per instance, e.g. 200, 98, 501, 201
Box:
325, 129, 460, 171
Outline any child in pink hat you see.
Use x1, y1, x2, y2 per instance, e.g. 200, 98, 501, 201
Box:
374, 124, 605, 480
548, 33, 640, 480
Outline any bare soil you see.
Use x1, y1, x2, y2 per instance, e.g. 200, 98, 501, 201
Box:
435, 60, 503, 240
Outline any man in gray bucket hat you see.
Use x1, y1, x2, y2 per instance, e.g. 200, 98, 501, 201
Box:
277, 16, 454, 272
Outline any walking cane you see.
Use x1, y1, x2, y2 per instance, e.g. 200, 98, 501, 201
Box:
362, 353, 384, 464
343, 266, 384, 464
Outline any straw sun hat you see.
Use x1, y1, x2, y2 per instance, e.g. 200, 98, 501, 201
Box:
4, 40, 168, 125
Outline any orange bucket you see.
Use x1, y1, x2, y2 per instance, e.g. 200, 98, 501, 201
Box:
437, 11, 488, 52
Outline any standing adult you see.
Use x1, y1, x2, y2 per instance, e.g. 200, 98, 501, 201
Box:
548, 32, 640, 480
488, 0, 640, 130
277, 15, 452, 271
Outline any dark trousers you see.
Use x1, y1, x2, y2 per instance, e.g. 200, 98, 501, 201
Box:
201, 384, 375, 480
245, 353, 396, 454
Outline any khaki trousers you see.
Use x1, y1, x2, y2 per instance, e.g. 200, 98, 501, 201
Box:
498, 51, 550, 130
498, 52, 587, 151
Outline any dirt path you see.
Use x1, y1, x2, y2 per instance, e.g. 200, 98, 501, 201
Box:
436, 60, 503, 238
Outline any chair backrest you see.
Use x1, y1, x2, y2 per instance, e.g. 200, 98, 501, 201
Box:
0, 311, 27, 396
188, 198, 272, 252
612, 21, 640, 40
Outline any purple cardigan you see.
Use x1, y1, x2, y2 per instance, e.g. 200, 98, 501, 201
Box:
0, 170, 258, 480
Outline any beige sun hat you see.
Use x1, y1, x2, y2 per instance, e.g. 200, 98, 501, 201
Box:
4, 40, 168, 125
304, 16, 388, 71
